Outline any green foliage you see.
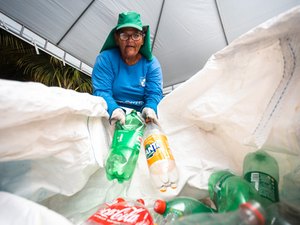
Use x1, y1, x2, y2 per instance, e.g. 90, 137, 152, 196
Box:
0, 29, 92, 94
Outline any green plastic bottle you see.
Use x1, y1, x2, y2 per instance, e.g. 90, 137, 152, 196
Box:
153, 196, 216, 224
171, 200, 265, 225
105, 110, 145, 183
208, 170, 266, 212
172, 200, 300, 225
243, 149, 280, 204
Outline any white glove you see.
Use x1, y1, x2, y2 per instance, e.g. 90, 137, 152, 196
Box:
142, 107, 158, 124
110, 108, 126, 125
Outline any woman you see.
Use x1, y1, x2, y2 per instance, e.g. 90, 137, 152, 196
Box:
92, 11, 163, 125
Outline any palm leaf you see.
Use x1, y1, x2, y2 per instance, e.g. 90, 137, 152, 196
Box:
1, 29, 92, 93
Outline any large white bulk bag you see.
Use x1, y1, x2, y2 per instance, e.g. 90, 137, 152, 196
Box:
0, 6, 299, 225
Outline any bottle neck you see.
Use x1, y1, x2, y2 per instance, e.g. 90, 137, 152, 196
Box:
240, 201, 265, 225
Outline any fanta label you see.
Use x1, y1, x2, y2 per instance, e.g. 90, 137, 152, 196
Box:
144, 134, 174, 167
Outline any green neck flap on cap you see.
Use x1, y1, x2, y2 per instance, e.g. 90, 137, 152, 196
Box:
100, 11, 153, 61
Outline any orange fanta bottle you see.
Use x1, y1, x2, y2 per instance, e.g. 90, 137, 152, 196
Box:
143, 122, 179, 192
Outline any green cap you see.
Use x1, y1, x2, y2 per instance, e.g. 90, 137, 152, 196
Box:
100, 11, 153, 60
116, 11, 143, 31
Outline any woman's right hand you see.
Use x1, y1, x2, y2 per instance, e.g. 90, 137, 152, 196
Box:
110, 108, 126, 125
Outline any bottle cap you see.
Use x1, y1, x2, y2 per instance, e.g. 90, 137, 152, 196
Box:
240, 201, 265, 225
154, 199, 167, 214
136, 198, 145, 205
115, 197, 126, 203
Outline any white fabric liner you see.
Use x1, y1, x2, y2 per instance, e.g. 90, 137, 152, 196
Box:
0, 6, 300, 225
0, 192, 74, 225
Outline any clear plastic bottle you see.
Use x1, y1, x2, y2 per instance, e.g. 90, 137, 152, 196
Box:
143, 122, 179, 192
105, 110, 145, 183
171, 200, 265, 225
171, 200, 300, 225
153, 196, 216, 224
264, 201, 300, 225
243, 149, 279, 205
81, 197, 154, 225
208, 170, 266, 212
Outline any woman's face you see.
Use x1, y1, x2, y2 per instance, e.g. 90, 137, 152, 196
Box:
115, 27, 144, 60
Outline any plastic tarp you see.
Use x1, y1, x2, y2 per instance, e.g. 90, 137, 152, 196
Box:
1, 6, 300, 224
1, 0, 299, 88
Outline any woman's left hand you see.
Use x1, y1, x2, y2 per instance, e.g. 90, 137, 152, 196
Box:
142, 107, 159, 125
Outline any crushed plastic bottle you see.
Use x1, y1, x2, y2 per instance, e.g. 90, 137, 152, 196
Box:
153, 196, 216, 224
81, 197, 154, 225
208, 170, 266, 212
105, 110, 145, 183
243, 149, 280, 205
171, 200, 265, 225
264, 200, 300, 225
143, 122, 179, 192
172, 200, 300, 225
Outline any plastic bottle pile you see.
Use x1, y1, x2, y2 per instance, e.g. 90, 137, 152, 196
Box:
98, 112, 300, 224
79, 196, 300, 225
207, 150, 280, 213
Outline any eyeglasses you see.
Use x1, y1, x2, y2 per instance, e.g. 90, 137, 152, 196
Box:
119, 32, 144, 41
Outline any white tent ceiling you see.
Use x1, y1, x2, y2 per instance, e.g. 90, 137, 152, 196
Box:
0, 0, 299, 91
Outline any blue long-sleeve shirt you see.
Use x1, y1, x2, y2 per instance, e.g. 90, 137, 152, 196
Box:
92, 48, 163, 116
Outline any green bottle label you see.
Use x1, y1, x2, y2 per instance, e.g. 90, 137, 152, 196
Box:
244, 171, 279, 202
112, 110, 145, 151
112, 129, 143, 151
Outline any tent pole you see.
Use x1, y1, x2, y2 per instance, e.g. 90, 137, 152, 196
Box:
215, 0, 228, 45
152, 0, 166, 51
57, 0, 96, 45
